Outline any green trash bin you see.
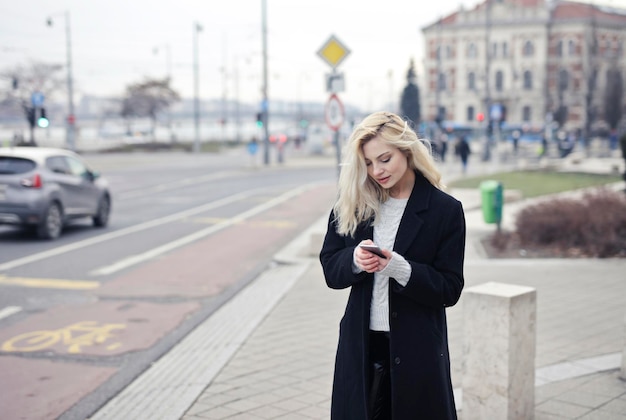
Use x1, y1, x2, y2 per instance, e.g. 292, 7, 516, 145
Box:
480, 180, 503, 225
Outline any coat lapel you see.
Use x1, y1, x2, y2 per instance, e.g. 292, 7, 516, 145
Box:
393, 172, 431, 255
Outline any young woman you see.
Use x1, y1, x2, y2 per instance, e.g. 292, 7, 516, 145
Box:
320, 111, 466, 420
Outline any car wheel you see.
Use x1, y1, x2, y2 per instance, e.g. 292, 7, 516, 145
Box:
93, 195, 111, 227
37, 202, 63, 240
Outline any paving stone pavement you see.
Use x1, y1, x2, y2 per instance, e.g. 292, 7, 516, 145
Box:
181, 260, 346, 420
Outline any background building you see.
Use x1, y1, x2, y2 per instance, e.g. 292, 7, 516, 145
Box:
421, 0, 626, 138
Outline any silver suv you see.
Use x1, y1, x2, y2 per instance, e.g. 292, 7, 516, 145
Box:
0, 147, 111, 239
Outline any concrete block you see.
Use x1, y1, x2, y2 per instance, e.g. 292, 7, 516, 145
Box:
462, 282, 537, 420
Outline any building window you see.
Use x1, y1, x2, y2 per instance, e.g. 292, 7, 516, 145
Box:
502, 42, 508, 57
523, 40, 534, 56
558, 69, 569, 91
491, 42, 498, 58
568, 39, 576, 56
523, 70, 533, 90
438, 45, 453, 60
438, 73, 447, 91
467, 43, 477, 59
556, 40, 563, 57
446, 45, 453, 59
467, 106, 475, 122
495, 70, 504, 91
468, 72, 476, 90
522, 106, 531, 122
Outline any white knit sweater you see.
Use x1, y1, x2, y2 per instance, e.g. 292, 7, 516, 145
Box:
353, 197, 412, 332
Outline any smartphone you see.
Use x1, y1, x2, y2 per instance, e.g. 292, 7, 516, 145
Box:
359, 244, 387, 259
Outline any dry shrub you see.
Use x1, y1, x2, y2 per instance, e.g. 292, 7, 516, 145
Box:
514, 188, 626, 257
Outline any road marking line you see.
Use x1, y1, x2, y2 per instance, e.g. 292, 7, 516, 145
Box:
118, 171, 239, 200
0, 275, 99, 290
0, 306, 21, 320
0, 187, 276, 272
89, 184, 314, 276
190, 217, 297, 229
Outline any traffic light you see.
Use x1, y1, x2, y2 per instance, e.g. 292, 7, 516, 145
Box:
26, 107, 36, 128
37, 108, 49, 128
256, 112, 263, 128
476, 112, 485, 122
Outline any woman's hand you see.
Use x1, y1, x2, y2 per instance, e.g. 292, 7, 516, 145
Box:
355, 240, 391, 273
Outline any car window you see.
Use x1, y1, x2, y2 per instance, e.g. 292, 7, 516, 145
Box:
46, 156, 71, 174
65, 156, 89, 177
0, 157, 36, 174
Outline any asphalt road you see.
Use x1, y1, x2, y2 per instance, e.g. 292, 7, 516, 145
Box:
0, 147, 338, 420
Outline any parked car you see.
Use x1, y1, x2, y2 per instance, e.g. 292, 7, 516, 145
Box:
0, 147, 111, 239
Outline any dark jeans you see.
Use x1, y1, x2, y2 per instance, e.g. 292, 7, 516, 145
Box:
369, 331, 391, 420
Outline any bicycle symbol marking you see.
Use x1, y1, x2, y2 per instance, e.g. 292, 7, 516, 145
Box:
1, 321, 126, 353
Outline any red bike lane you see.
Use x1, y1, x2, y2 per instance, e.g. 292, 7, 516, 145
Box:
0, 181, 336, 420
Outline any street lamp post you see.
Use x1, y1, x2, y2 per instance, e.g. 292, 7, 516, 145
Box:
193, 22, 202, 153
47, 11, 75, 151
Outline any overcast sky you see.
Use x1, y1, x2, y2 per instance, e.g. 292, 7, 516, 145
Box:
1, 0, 624, 112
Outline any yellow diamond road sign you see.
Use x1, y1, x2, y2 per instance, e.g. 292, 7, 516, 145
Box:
317, 35, 351, 69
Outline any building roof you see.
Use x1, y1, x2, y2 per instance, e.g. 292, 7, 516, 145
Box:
423, 0, 626, 30
553, 0, 626, 24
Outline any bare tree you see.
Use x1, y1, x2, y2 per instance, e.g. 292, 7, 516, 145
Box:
120, 77, 180, 141
0, 61, 64, 144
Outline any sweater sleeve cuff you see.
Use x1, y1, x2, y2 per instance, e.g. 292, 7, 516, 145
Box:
352, 247, 363, 274
379, 252, 411, 286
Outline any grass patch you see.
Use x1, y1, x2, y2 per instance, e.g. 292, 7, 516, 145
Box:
449, 171, 621, 198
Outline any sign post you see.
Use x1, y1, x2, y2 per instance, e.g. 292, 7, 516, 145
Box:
325, 94, 345, 177
317, 35, 351, 177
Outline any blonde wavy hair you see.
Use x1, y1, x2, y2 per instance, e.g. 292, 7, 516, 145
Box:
333, 111, 443, 237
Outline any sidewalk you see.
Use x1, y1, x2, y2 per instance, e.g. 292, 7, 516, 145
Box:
91, 153, 626, 420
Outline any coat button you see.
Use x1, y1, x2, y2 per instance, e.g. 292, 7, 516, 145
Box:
391, 312, 398, 318
394, 357, 401, 365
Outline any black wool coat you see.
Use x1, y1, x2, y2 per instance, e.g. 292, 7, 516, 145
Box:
319, 172, 465, 420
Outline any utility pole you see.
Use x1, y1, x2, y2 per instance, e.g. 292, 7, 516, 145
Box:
193, 22, 202, 153
234, 57, 241, 143
47, 11, 75, 151
483, 0, 493, 161
261, 0, 270, 165
584, 5, 598, 147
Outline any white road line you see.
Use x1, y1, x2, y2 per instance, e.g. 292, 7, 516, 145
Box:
0, 306, 22, 320
0, 187, 276, 272
117, 170, 239, 200
89, 183, 314, 276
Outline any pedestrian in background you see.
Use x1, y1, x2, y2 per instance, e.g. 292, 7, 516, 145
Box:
455, 135, 471, 174
320, 111, 466, 420
512, 129, 520, 155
